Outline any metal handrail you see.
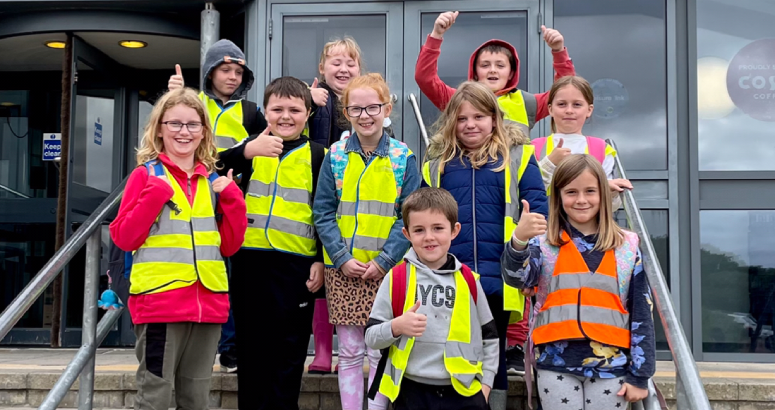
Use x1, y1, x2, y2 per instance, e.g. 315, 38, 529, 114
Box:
0, 183, 30, 198
608, 139, 711, 410
408, 93, 430, 147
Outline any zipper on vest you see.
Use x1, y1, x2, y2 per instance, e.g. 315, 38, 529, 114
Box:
351, 155, 376, 254
187, 178, 192, 196
471, 167, 479, 272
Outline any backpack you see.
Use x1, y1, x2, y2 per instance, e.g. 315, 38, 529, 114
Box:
390, 261, 478, 319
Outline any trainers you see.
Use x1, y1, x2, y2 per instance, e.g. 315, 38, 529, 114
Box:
219, 351, 238, 374
506, 344, 525, 376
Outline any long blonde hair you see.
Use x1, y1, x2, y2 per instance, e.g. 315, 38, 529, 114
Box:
547, 154, 623, 251
426, 81, 529, 172
136, 88, 218, 172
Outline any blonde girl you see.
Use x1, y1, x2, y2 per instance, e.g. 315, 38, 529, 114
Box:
110, 88, 246, 410
313, 73, 420, 410
421, 81, 548, 409
502, 154, 655, 410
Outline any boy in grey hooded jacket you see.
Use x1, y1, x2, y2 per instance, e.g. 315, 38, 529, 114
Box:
366, 188, 499, 410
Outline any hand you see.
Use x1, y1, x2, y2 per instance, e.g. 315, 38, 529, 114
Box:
608, 178, 633, 192
168, 64, 184, 91
244, 126, 283, 159
310, 78, 329, 107
617, 383, 648, 402
541, 25, 565, 52
306, 262, 325, 293
431, 11, 459, 39
211, 169, 234, 194
512, 200, 547, 249
391, 300, 427, 338
361, 261, 385, 280
521, 287, 536, 297
481, 385, 491, 403
148, 163, 171, 187
341, 259, 368, 278
546, 138, 571, 166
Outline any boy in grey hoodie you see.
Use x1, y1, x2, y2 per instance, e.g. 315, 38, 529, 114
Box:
366, 188, 499, 410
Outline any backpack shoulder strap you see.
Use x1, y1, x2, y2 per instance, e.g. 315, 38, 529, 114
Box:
532, 137, 547, 160
144, 160, 165, 178
391, 261, 408, 318
459, 264, 478, 305
585, 136, 607, 164
241, 100, 259, 132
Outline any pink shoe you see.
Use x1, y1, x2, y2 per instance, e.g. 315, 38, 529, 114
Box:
308, 299, 334, 374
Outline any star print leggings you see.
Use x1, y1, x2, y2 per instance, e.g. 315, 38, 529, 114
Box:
536, 369, 629, 410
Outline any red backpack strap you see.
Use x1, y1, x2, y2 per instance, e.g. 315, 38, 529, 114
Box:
459, 264, 478, 305
585, 136, 607, 164
531, 137, 547, 160
391, 261, 408, 318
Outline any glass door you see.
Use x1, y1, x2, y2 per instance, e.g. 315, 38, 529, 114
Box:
403, 0, 542, 158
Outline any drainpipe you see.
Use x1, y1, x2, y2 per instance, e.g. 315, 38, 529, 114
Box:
201, 3, 220, 90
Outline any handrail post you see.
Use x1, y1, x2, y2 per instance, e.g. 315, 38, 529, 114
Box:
407, 93, 430, 148
77, 230, 100, 409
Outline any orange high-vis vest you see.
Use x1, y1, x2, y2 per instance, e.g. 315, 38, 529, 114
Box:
532, 231, 630, 348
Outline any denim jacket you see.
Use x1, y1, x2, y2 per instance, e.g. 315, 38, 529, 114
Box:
313, 131, 420, 273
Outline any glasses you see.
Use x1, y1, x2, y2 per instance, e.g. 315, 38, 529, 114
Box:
345, 103, 388, 118
162, 121, 203, 133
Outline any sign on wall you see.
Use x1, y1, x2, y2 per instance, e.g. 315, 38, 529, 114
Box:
42, 133, 62, 161
727, 38, 775, 121
94, 118, 103, 145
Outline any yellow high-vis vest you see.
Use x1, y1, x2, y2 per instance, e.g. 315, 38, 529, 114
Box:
129, 162, 228, 295
243, 142, 317, 256
199, 92, 249, 151
422, 145, 533, 319
379, 263, 484, 401
499, 90, 538, 136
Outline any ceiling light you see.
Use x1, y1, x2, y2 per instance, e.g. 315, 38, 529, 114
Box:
0, 102, 16, 107
119, 40, 147, 49
45, 41, 66, 49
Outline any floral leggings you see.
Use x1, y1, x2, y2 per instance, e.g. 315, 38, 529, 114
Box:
337, 325, 388, 410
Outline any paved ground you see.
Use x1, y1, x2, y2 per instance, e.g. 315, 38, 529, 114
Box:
1, 347, 774, 379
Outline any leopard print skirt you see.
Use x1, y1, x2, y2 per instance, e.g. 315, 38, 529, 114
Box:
324, 267, 383, 326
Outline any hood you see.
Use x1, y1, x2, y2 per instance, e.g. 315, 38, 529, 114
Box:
403, 248, 462, 275
202, 39, 254, 102
468, 39, 520, 96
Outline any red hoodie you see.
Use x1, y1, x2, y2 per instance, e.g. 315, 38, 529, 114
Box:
415, 35, 576, 121
109, 153, 247, 324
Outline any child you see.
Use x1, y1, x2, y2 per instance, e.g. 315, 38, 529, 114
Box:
313, 73, 420, 410
415, 11, 576, 135
217, 76, 327, 410
306, 36, 365, 375
421, 81, 548, 410
365, 187, 499, 410
109, 88, 247, 410
168, 39, 268, 151
501, 154, 655, 410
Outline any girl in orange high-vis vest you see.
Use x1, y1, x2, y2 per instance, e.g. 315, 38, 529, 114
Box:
500, 155, 655, 410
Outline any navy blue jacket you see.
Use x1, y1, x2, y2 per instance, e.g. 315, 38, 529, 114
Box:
425, 154, 547, 296
308, 83, 344, 147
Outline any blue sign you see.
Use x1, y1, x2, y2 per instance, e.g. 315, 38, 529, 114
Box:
43, 133, 62, 161
94, 118, 103, 145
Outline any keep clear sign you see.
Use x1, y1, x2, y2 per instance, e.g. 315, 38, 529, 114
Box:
43, 133, 62, 161
727, 38, 775, 121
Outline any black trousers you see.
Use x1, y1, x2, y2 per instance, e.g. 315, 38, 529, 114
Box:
486, 293, 511, 391
393, 378, 490, 410
230, 249, 316, 410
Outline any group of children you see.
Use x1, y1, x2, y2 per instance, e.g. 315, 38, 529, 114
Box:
110, 10, 655, 410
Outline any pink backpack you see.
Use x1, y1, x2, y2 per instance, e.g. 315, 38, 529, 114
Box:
532, 135, 607, 164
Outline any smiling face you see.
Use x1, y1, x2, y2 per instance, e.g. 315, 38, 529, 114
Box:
403, 209, 460, 270
549, 84, 594, 134
559, 169, 601, 232
210, 62, 243, 100
455, 100, 494, 151
345, 87, 390, 140
475, 51, 513, 92
158, 104, 204, 160
265, 94, 310, 140
319, 46, 360, 96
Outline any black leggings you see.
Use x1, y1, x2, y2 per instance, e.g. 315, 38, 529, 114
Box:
486, 293, 511, 391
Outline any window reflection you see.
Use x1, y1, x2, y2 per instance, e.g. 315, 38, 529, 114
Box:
701, 211, 775, 353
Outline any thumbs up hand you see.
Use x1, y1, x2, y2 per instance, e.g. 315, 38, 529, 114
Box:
244, 125, 283, 159
211, 169, 234, 194
168, 64, 184, 91
547, 138, 572, 166
511, 200, 547, 250
147, 163, 171, 187
391, 300, 427, 338
310, 78, 329, 107
541, 25, 565, 52
431, 11, 459, 39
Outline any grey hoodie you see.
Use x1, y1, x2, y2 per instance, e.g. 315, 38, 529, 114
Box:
201, 39, 255, 102
365, 249, 499, 388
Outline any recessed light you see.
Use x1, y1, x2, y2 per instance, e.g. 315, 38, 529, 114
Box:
0, 102, 15, 107
45, 41, 66, 49
119, 40, 147, 49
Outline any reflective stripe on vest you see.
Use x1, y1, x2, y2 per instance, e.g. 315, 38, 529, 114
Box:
244, 143, 316, 256
199, 92, 249, 151
499, 90, 537, 136
532, 231, 631, 348
129, 163, 227, 295
421, 145, 533, 315
379, 264, 484, 401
